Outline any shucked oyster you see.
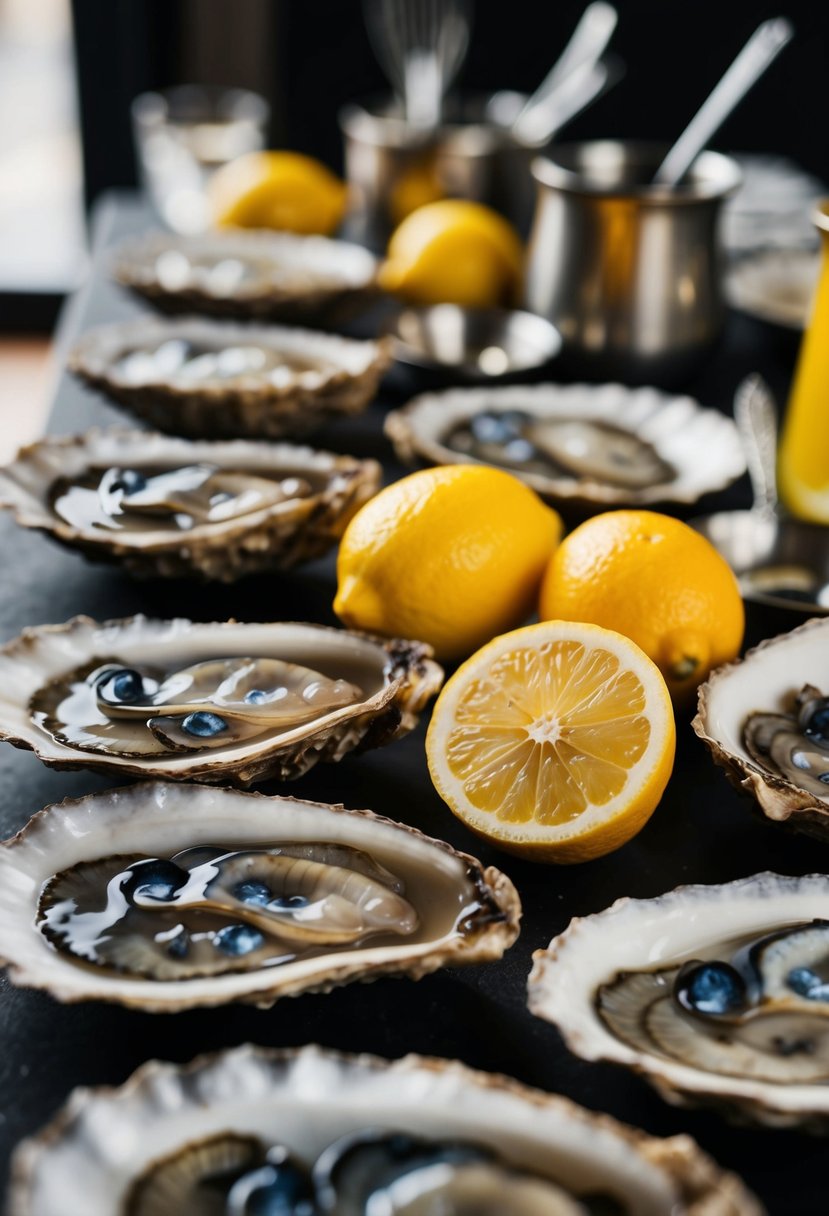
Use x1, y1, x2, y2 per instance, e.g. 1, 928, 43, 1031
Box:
0, 429, 380, 580
743, 684, 829, 799
113, 229, 380, 327
385, 383, 746, 508
7, 1045, 760, 1215
694, 616, 829, 839
0, 616, 442, 785
529, 872, 829, 1129
68, 316, 391, 440
0, 783, 519, 1010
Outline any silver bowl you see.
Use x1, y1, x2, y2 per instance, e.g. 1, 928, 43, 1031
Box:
388, 305, 561, 380
691, 509, 829, 614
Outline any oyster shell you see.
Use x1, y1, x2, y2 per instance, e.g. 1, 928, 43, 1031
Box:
0, 429, 380, 580
693, 616, 829, 839
385, 383, 746, 507
0, 783, 519, 1011
0, 615, 442, 785
68, 316, 391, 440
529, 871, 829, 1129
7, 1044, 760, 1215
112, 229, 380, 328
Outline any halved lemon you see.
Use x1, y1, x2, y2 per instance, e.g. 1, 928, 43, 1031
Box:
426, 621, 676, 863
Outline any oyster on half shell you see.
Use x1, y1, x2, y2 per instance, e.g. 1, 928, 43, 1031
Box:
113, 229, 380, 327
68, 316, 391, 440
694, 616, 829, 839
0, 429, 380, 580
7, 1045, 761, 1215
529, 872, 829, 1130
385, 383, 746, 508
0, 783, 519, 1011
0, 615, 442, 785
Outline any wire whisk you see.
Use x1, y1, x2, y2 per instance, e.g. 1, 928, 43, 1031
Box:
363, 0, 473, 128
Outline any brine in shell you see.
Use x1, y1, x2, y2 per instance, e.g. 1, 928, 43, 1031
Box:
529, 871, 829, 1130
7, 1044, 761, 1215
385, 383, 746, 508
112, 229, 380, 327
0, 615, 442, 785
0, 429, 380, 581
693, 616, 829, 839
0, 783, 519, 1013
68, 316, 391, 440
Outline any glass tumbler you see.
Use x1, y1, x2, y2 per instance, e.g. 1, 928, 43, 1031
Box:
132, 85, 269, 233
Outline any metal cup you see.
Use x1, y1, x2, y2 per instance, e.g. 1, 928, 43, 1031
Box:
523, 141, 742, 384
339, 95, 538, 249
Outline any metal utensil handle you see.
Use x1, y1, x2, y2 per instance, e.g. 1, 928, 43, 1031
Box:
512, 2, 617, 139
514, 58, 608, 146
654, 17, 794, 188
734, 374, 780, 517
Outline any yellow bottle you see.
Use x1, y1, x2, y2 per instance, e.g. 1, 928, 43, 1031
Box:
779, 202, 829, 521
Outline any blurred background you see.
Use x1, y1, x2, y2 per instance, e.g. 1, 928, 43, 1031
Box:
1, 0, 826, 448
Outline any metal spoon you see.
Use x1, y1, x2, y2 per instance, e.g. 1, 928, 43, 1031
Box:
691, 375, 829, 614
654, 18, 794, 189
485, 3, 619, 145
510, 2, 618, 144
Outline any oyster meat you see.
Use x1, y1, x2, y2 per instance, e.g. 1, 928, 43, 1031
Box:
529, 871, 829, 1128
7, 1045, 760, 1215
694, 616, 829, 839
0, 616, 442, 784
0, 429, 380, 580
385, 383, 746, 507
444, 411, 674, 490
113, 229, 380, 327
743, 684, 829, 799
0, 783, 519, 1010
68, 316, 391, 439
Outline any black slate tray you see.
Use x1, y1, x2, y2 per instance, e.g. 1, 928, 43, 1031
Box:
0, 194, 823, 1214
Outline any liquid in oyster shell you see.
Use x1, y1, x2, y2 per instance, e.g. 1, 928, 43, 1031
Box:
37, 839, 492, 983
114, 337, 334, 389
445, 411, 674, 490
597, 919, 829, 1084
30, 655, 374, 758
150, 246, 347, 295
49, 463, 324, 534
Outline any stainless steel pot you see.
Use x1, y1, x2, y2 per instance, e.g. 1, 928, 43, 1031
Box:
524, 141, 742, 384
339, 95, 538, 248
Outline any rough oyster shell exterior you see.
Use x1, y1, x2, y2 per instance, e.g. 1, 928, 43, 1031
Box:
528, 871, 829, 1130
0, 429, 381, 581
7, 1044, 761, 1215
0, 615, 443, 785
693, 616, 829, 839
68, 316, 392, 439
0, 783, 520, 1012
113, 229, 380, 328
385, 382, 746, 508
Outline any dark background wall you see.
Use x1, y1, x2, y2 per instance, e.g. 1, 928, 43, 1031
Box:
73, 0, 829, 208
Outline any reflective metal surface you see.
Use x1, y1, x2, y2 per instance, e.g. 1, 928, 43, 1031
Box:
691, 509, 829, 613
339, 96, 539, 246
388, 304, 561, 379
692, 374, 829, 615
524, 141, 742, 383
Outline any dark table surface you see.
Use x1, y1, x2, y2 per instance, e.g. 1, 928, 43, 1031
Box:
0, 194, 825, 1214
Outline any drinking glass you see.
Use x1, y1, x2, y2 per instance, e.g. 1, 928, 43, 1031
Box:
132, 85, 269, 233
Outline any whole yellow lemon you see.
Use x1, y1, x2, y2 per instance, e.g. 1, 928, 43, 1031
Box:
210, 151, 347, 235
335, 465, 561, 661
539, 509, 744, 698
378, 199, 524, 308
